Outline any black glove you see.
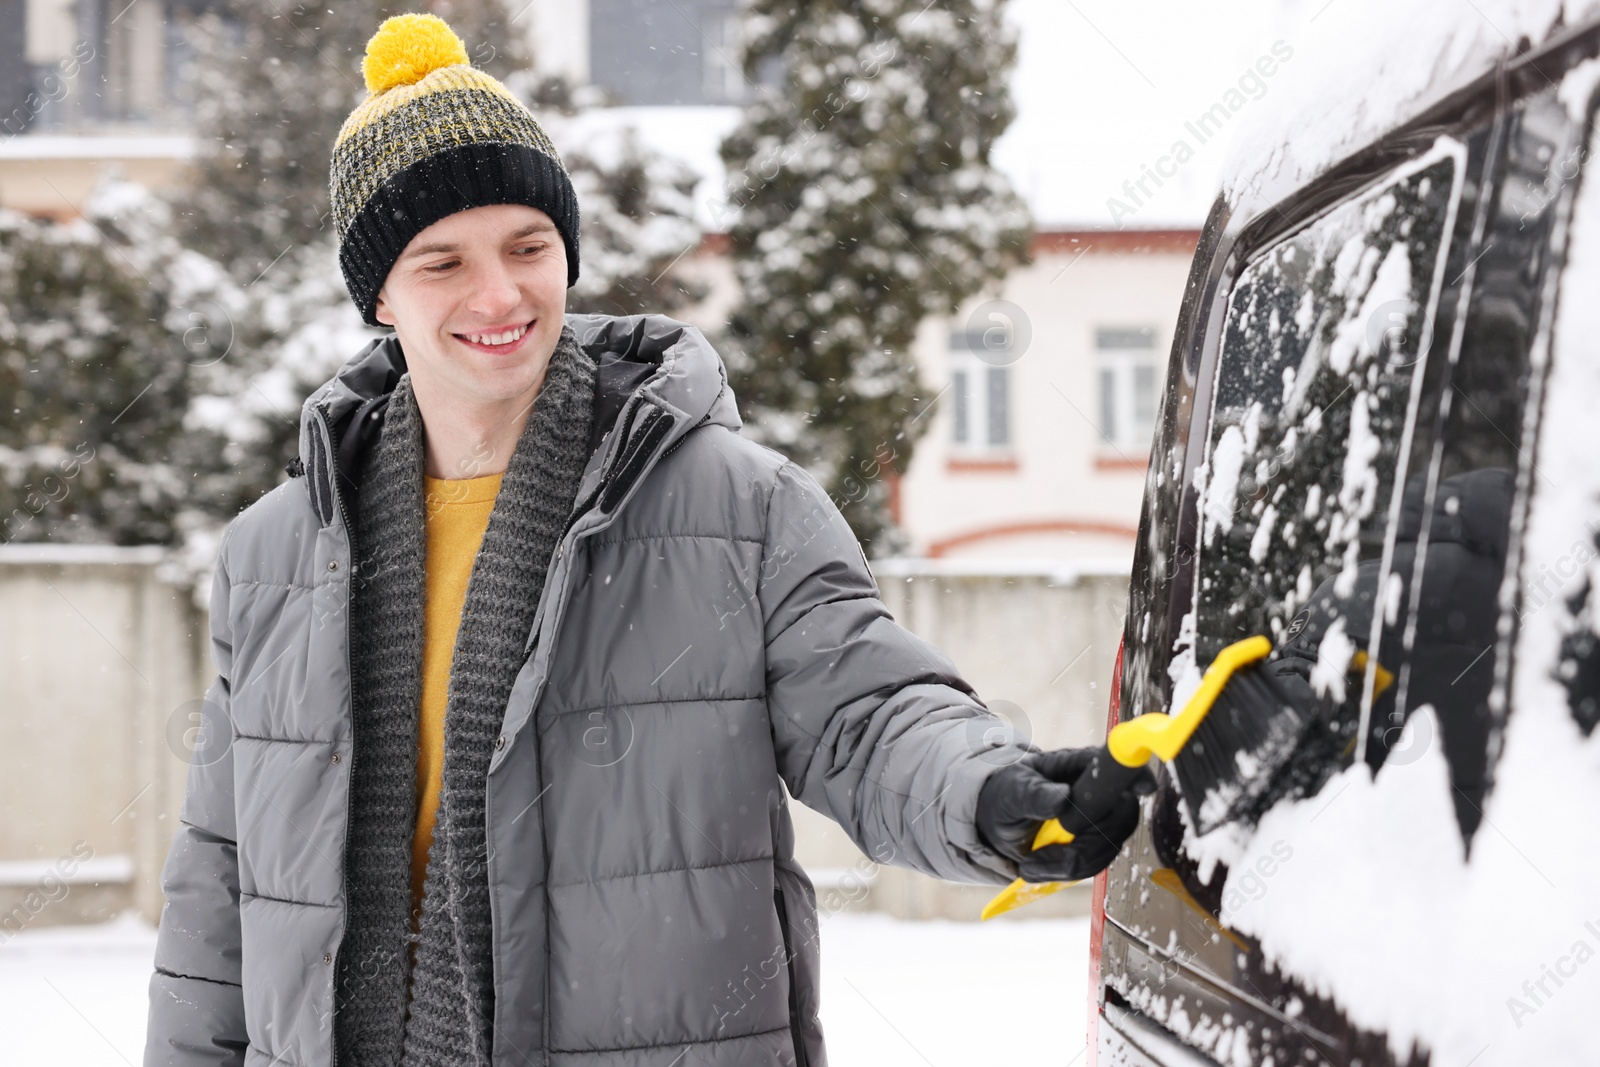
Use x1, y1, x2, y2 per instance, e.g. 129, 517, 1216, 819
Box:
975, 748, 1155, 883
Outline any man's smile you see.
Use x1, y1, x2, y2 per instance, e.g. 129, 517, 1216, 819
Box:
452, 318, 535, 354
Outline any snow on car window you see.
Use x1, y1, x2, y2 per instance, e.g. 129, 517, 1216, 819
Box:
1208, 72, 1600, 1067
1180, 144, 1463, 699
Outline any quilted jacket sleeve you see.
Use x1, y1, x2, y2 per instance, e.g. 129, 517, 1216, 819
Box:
144, 543, 248, 1067
758, 460, 1029, 885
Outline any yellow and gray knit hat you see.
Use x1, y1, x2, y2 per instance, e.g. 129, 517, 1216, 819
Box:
330, 13, 579, 327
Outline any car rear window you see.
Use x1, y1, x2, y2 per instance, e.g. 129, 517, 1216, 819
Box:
1183, 143, 1465, 694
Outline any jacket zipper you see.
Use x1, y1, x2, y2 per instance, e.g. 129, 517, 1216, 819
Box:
660, 408, 713, 461
517, 382, 723, 705
493, 383, 724, 1063
318, 405, 355, 1067
502, 400, 711, 1062
525, 398, 692, 657
503, 401, 654, 1064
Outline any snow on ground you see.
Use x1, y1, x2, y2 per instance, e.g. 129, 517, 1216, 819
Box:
0, 911, 1091, 1066
820, 913, 1091, 1067
0, 914, 157, 1065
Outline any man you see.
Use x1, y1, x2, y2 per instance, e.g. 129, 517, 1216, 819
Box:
143, 14, 1150, 1067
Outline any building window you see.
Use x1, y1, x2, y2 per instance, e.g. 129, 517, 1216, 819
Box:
949, 329, 1013, 451
952, 368, 971, 443
702, 13, 744, 103
1094, 326, 1159, 453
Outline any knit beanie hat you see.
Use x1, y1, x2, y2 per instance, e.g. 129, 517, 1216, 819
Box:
330, 13, 580, 327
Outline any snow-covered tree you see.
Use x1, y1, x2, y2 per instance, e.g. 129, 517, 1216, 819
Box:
559, 118, 708, 317
0, 174, 242, 553
508, 76, 709, 317
719, 0, 1033, 553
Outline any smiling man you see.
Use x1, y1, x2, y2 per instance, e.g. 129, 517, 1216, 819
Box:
143, 14, 1150, 1067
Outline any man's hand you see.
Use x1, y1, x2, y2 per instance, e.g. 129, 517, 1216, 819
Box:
975, 749, 1155, 883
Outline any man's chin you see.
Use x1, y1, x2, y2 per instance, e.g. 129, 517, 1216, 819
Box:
458, 350, 555, 404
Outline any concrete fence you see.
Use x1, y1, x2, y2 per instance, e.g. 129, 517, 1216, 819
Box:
0, 546, 1128, 935
0, 545, 201, 944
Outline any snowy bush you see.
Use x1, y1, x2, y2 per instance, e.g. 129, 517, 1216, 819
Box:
0, 173, 242, 559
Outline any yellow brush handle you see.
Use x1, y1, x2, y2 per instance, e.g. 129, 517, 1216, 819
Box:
1032, 817, 1074, 849
980, 635, 1273, 922
1105, 635, 1273, 765
980, 875, 1079, 920
980, 819, 1079, 921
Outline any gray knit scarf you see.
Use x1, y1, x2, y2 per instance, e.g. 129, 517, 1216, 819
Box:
334, 325, 596, 1067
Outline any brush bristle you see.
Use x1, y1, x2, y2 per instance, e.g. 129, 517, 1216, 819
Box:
1173, 664, 1318, 834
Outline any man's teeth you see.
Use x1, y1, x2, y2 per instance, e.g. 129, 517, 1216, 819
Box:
464, 323, 529, 345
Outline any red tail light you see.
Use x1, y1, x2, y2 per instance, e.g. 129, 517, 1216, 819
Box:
1085, 634, 1124, 1067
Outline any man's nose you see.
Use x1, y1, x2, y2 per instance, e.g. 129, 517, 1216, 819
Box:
466, 258, 521, 317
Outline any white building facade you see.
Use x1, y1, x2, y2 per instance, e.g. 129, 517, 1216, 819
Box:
894, 229, 1194, 565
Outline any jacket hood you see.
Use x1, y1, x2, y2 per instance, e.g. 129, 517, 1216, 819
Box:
293, 313, 741, 527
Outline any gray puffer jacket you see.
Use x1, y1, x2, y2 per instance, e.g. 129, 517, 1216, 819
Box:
144, 314, 1024, 1067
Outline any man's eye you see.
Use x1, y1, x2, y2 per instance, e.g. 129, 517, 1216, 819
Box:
515, 244, 546, 256
425, 260, 458, 273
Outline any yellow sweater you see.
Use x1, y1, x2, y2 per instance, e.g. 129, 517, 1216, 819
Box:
412, 471, 503, 932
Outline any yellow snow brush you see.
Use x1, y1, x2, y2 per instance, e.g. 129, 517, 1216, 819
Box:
980, 635, 1274, 921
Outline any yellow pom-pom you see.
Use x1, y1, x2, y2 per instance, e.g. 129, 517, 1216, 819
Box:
361, 13, 469, 94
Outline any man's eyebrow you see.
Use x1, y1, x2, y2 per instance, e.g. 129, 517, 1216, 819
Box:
401, 221, 558, 261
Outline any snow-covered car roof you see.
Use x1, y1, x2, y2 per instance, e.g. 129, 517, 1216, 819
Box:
1221, 0, 1600, 226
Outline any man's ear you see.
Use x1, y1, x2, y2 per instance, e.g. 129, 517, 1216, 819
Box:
374, 288, 394, 327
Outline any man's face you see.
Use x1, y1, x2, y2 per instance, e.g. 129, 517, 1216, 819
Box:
374, 202, 568, 414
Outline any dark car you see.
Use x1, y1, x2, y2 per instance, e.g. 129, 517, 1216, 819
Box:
1091, 13, 1600, 1067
